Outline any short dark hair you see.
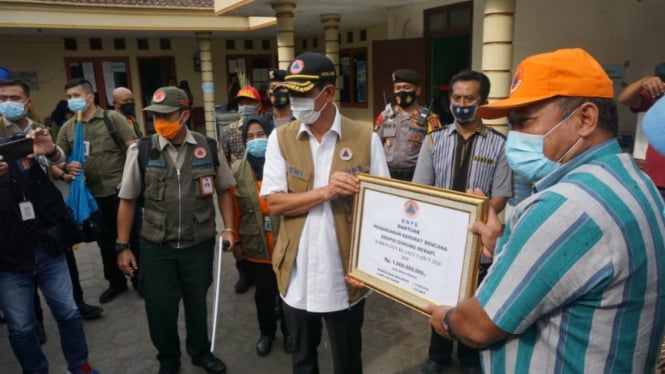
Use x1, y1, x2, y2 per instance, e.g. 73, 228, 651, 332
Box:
64, 77, 93, 94
0, 78, 30, 97
556, 96, 619, 137
449, 70, 491, 103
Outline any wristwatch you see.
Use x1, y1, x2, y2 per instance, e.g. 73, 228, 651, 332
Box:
441, 308, 456, 340
114, 242, 130, 253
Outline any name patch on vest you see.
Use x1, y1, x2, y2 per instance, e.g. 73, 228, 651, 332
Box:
147, 160, 166, 168
192, 159, 212, 167
345, 165, 365, 175
287, 165, 304, 178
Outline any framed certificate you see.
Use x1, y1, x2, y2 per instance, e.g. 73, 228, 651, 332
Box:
348, 174, 487, 316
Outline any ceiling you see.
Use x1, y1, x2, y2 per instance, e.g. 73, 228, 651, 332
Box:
0, 0, 435, 39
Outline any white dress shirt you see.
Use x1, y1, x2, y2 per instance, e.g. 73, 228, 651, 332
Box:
261, 106, 389, 313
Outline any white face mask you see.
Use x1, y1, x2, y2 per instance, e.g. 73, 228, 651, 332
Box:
290, 89, 328, 125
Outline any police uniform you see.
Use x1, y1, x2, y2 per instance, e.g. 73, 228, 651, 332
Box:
374, 69, 442, 181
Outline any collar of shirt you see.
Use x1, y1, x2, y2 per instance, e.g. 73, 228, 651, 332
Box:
2, 116, 38, 133
534, 139, 622, 193
296, 104, 342, 140
444, 121, 488, 138
156, 127, 197, 150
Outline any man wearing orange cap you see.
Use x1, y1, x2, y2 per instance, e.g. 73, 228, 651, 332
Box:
220, 85, 263, 165
425, 48, 665, 372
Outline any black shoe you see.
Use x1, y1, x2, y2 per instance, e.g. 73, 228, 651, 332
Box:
419, 359, 449, 374
158, 363, 181, 374
78, 303, 104, 320
99, 284, 128, 304
283, 334, 294, 354
256, 335, 274, 356
461, 366, 482, 374
191, 353, 226, 374
35, 319, 46, 345
234, 276, 252, 294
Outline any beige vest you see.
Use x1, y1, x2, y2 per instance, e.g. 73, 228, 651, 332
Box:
272, 116, 372, 304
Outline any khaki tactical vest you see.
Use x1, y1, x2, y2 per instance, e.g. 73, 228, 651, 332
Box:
141, 132, 217, 248
272, 116, 372, 304
231, 159, 280, 260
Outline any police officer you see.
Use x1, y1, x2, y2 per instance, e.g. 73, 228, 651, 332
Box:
263, 68, 294, 128
115, 86, 236, 374
374, 69, 442, 181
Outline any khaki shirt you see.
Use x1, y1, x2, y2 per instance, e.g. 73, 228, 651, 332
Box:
56, 107, 137, 197
0, 116, 41, 137
118, 129, 235, 200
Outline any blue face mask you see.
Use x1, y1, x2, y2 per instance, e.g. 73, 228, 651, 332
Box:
0, 101, 27, 121
450, 104, 478, 124
68, 97, 88, 113
505, 109, 579, 182
246, 138, 268, 158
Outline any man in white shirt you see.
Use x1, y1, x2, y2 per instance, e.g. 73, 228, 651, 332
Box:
260, 52, 389, 374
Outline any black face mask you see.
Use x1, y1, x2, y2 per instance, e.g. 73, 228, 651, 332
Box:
395, 90, 417, 109
271, 91, 290, 109
120, 102, 136, 116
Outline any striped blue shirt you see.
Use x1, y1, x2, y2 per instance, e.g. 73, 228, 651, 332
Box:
477, 140, 665, 373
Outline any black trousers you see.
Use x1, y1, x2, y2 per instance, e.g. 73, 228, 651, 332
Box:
283, 299, 365, 374
428, 264, 491, 368
140, 238, 214, 367
94, 194, 141, 287
246, 261, 289, 338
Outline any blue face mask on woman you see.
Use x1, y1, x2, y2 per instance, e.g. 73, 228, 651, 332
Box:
246, 138, 268, 158
505, 109, 580, 182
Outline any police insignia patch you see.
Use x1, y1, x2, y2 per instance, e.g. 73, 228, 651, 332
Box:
194, 147, 207, 159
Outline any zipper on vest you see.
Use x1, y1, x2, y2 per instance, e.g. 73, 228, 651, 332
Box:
176, 168, 182, 248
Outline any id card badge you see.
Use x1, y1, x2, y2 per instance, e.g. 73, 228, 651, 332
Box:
264, 216, 272, 232
84, 141, 90, 157
19, 201, 36, 221
199, 176, 215, 196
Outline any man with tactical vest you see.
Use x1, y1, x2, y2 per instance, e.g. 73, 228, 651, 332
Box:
115, 86, 236, 374
57, 78, 139, 304
261, 52, 389, 374
374, 69, 442, 181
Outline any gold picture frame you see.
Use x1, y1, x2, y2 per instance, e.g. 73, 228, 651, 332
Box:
348, 174, 487, 316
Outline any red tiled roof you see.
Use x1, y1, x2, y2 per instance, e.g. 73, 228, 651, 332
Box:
27, 0, 213, 9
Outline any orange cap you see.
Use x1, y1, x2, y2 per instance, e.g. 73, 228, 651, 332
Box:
477, 48, 614, 119
234, 85, 261, 102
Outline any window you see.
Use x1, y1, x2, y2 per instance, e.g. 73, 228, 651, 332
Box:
339, 48, 367, 107
226, 54, 273, 98
65, 57, 132, 109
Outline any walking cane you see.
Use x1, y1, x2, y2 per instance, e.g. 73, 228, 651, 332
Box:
210, 237, 229, 352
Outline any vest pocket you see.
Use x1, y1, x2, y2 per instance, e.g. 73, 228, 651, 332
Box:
143, 209, 166, 241
286, 169, 312, 193
193, 208, 215, 243
145, 180, 165, 201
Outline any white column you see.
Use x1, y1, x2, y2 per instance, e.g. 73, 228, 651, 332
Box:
271, 1, 296, 70
320, 14, 341, 103
482, 0, 516, 132
196, 31, 216, 139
